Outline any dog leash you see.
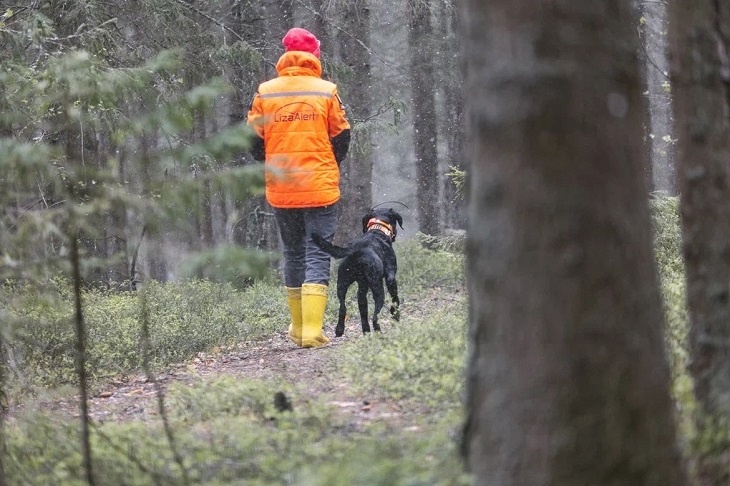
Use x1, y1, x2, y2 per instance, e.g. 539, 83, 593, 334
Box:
371, 200, 410, 210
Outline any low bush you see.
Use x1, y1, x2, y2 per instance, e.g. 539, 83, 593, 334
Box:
3, 279, 287, 389
395, 239, 465, 292
335, 299, 467, 413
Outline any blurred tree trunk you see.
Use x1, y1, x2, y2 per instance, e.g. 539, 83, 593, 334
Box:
310, 0, 331, 52
226, 0, 281, 253
438, 3, 466, 231
336, 0, 374, 242
460, 0, 686, 483
634, 0, 655, 191
227, 0, 272, 251
0, 342, 6, 486
669, 0, 730, 418
64, 115, 110, 285
195, 109, 215, 249
643, 0, 676, 195
408, 0, 440, 236
262, 0, 293, 79
140, 131, 168, 282
99, 133, 130, 286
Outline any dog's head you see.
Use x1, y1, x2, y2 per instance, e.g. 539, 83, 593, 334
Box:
362, 208, 404, 241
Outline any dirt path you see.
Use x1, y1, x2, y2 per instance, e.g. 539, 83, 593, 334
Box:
15, 288, 464, 431
33, 319, 409, 432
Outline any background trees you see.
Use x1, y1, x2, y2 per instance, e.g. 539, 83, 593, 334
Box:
335, 0, 375, 242
461, 0, 686, 482
1, 0, 466, 289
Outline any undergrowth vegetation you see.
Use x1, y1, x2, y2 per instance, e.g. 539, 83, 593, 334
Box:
6, 375, 470, 485
1, 195, 711, 484
336, 303, 466, 411
2, 238, 470, 485
3, 278, 284, 389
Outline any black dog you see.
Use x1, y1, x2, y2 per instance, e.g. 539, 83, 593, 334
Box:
312, 208, 403, 336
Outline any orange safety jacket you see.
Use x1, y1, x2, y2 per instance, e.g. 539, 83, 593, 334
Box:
247, 51, 351, 209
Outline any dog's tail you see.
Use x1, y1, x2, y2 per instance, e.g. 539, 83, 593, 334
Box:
311, 233, 352, 259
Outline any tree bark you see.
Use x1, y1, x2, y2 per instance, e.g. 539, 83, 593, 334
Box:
669, 0, 730, 417
336, 0, 374, 242
461, 0, 686, 483
0, 340, 7, 486
310, 0, 331, 56
643, 0, 676, 195
408, 0, 440, 236
438, 3, 466, 231
262, 0, 293, 79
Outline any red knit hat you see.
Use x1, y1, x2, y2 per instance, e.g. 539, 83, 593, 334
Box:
282, 28, 321, 58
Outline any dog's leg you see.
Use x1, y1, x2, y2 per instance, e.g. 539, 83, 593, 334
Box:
336, 283, 348, 337
371, 282, 386, 332
357, 283, 370, 333
385, 273, 400, 321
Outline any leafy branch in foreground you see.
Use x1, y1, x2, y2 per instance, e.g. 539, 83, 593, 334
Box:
1, 36, 264, 484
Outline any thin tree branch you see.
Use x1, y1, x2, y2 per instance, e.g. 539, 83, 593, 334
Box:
170, 0, 274, 68
0, 5, 30, 27
352, 99, 399, 125
129, 225, 147, 291
0, 330, 7, 486
172, 0, 244, 42
139, 287, 190, 486
70, 227, 95, 486
92, 425, 171, 486
44, 18, 118, 44
293, 0, 405, 73
639, 38, 671, 81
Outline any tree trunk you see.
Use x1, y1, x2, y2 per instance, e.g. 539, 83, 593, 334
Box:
100, 133, 130, 286
438, 3, 466, 231
336, 0, 374, 242
634, 0, 655, 192
262, 0, 293, 79
310, 0, 331, 56
409, 1, 440, 236
669, 0, 730, 417
460, 0, 686, 483
643, 0, 676, 195
0, 341, 6, 486
139, 131, 168, 281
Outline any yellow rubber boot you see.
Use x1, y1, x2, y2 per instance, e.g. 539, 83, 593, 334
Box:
301, 283, 331, 348
286, 287, 303, 346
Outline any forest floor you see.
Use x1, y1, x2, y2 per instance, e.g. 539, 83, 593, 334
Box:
19, 287, 461, 435
41, 326, 404, 430
4, 246, 470, 484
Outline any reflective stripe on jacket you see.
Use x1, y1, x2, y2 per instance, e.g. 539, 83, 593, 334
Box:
247, 51, 351, 209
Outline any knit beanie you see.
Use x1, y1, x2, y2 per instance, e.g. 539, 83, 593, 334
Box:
282, 28, 321, 58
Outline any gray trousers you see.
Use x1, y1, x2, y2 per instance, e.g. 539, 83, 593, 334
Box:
273, 203, 338, 287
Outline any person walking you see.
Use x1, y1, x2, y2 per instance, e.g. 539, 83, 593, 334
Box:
247, 27, 351, 348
